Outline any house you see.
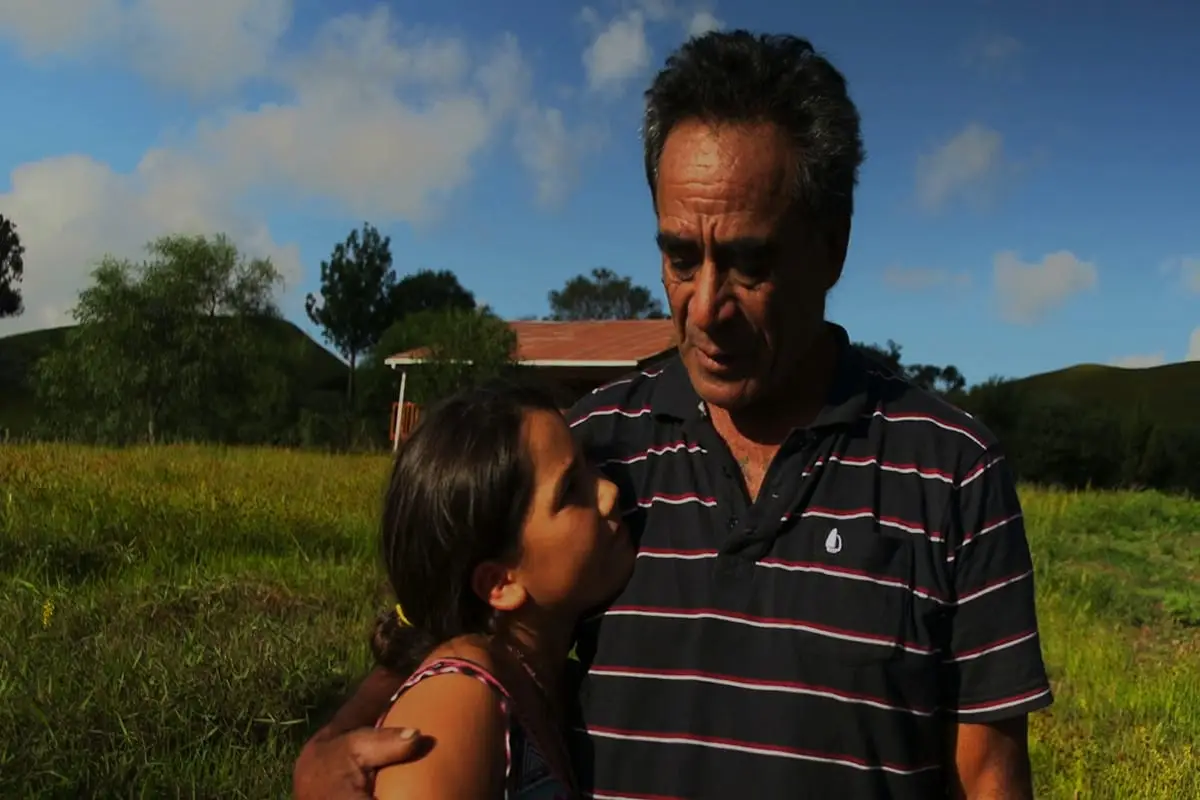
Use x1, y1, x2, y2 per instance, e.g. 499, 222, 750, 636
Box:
384, 319, 677, 445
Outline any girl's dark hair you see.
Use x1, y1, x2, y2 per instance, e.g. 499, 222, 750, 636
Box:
370, 378, 561, 676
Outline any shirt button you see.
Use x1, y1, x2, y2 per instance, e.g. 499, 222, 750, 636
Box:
728, 516, 739, 530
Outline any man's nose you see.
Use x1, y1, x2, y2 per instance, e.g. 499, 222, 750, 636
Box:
687, 262, 733, 331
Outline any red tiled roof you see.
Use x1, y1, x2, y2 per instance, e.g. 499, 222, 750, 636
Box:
386, 319, 677, 366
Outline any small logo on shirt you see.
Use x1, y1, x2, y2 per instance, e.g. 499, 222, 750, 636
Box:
824, 528, 843, 554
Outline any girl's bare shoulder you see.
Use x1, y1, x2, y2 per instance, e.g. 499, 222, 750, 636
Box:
375, 639, 509, 799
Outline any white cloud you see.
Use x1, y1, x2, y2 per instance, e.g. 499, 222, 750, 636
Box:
514, 107, 606, 208
1114, 328, 1200, 367
582, 9, 651, 94
964, 33, 1022, 75
992, 250, 1098, 324
977, 34, 1022, 63
0, 0, 292, 96
915, 123, 1006, 212
0, 153, 303, 333
0, 0, 122, 57
686, 10, 723, 38
1161, 255, 1200, 293
882, 266, 970, 290
0, 4, 589, 335
1110, 353, 1166, 369
579, 1, 722, 94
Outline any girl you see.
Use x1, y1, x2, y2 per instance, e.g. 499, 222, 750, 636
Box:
370, 380, 634, 799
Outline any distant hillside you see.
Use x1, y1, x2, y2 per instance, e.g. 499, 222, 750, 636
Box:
0, 319, 348, 435
1007, 361, 1200, 425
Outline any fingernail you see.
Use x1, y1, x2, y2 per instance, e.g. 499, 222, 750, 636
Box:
399, 728, 418, 740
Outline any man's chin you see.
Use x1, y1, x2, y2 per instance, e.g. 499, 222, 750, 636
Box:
687, 364, 761, 412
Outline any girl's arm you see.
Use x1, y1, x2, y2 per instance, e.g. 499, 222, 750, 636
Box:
373, 672, 508, 799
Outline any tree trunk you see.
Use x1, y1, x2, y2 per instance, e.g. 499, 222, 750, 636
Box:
344, 352, 358, 450
347, 352, 357, 408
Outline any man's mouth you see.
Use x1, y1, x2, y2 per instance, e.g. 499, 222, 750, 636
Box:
694, 345, 741, 372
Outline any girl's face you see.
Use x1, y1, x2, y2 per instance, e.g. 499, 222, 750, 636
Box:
493, 408, 634, 619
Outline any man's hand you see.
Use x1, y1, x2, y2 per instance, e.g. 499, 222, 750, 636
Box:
293, 726, 422, 800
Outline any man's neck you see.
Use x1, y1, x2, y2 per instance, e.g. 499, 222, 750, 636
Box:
709, 325, 839, 447
704, 326, 839, 501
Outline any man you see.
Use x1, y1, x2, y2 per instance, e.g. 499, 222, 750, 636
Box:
294, 30, 1052, 799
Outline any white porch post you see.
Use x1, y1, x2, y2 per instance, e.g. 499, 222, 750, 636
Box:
392, 369, 408, 452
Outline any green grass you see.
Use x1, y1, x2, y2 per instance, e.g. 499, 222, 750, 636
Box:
2, 444, 1198, 798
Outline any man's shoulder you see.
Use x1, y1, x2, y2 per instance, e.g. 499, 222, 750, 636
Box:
868, 369, 1003, 469
565, 364, 666, 428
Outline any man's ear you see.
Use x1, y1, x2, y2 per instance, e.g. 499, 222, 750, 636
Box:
471, 560, 527, 613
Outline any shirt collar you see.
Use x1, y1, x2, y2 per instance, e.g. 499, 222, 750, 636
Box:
649, 322, 872, 429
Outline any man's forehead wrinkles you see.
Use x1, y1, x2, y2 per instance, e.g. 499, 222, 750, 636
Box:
658, 215, 781, 243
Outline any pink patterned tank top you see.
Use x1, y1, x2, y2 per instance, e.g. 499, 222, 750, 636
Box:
376, 656, 573, 800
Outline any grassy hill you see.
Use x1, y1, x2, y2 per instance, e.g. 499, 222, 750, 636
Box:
1007, 360, 1200, 424
0, 319, 348, 436
0, 326, 70, 433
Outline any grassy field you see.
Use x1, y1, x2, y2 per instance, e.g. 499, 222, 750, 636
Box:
1, 444, 1197, 798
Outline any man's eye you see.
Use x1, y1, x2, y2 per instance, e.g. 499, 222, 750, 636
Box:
733, 261, 771, 282
667, 258, 699, 276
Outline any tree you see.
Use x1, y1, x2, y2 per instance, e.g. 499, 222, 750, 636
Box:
855, 339, 966, 396
855, 340, 903, 373
0, 213, 25, 318
548, 268, 665, 321
306, 223, 397, 407
389, 269, 476, 318
905, 363, 966, 396
34, 234, 285, 444
364, 307, 517, 411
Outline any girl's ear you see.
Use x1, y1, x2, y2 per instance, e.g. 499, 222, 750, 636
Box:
471, 560, 527, 613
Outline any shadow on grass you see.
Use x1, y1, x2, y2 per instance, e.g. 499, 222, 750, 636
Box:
0, 536, 132, 585
280, 674, 363, 743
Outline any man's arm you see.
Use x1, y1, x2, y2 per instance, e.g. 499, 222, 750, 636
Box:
941, 446, 1051, 798
293, 666, 422, 800
319, 666, 406, 739
948, 717, 1033, 799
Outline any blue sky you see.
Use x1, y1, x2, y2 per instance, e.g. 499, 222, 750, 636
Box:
1, 0, 1197, 383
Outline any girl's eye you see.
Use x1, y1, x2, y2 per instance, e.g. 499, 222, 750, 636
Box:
557, 473, 580, 509
560, 465, 593, 508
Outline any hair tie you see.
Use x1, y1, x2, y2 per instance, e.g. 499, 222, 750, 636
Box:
395, 604, 413, 628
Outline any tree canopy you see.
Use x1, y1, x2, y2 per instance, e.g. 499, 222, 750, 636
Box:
34, 234, 290, 444
0, 213, 25, 319
548, 267, 665, 321
305, 223, 398, 406
365, 307, 516, 407
856, 339, 966, 396
390, 269, 476, 318
305, 225, 481, 409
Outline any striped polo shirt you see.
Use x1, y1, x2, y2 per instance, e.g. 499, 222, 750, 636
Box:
563, 323, 1053, 800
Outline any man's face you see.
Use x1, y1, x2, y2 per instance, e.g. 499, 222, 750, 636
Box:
655, 120, 845, 411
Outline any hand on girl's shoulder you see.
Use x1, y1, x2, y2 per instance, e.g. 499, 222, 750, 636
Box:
373, 653, 508, 800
